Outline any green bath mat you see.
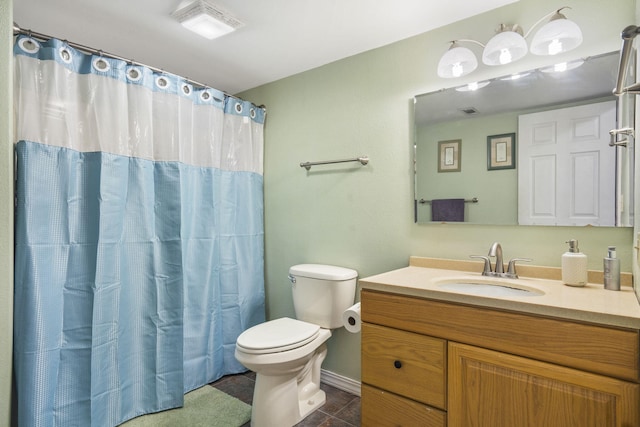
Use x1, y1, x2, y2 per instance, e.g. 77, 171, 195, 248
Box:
121, 385, 251, 427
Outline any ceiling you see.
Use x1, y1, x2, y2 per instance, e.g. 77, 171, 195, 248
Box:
13, 0, 517, 94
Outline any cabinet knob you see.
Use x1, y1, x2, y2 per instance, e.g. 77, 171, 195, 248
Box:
393, 360, 402, 369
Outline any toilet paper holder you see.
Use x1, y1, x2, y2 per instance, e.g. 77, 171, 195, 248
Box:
342, 302, 361, 333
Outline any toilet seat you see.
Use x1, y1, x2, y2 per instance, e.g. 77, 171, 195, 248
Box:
236, 317, 321, 355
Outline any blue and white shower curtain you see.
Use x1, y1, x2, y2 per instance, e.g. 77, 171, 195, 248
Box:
13, 35, 265, 426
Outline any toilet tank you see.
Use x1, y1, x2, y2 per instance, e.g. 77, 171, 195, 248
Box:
289, 264, 357, 329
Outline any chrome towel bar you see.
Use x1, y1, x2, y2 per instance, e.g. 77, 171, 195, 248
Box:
419, 197, 478, 204
609, 127, 634, 147
300, 156, 369, 171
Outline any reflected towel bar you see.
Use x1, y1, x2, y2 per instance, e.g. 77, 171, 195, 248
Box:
419, 197, 478, 204
300, 156, 369, 171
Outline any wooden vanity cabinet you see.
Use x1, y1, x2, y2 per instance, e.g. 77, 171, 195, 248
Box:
361, 289, 640, 427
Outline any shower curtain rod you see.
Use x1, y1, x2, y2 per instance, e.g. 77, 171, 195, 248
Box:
12, 22, 265, 111
614, 24, 640, 96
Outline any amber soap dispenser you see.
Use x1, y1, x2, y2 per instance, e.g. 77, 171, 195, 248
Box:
562, 239, 588, 287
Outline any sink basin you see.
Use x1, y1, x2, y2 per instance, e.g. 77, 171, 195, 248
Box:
436, 277, 544, 297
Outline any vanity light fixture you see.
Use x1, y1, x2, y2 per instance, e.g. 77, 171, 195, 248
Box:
172, 0, 244, 40
437, 6, 582, 78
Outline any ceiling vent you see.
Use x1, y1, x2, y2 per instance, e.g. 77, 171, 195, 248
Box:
459, 107, 479, 115
172, 0, 244, 40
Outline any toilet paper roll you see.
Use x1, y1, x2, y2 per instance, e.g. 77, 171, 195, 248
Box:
342, 302, 361, 333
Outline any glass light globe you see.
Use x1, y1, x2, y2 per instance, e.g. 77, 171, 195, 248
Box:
530, 16, 583, 56
437, 44, 478, 78
482, 31, 528, 66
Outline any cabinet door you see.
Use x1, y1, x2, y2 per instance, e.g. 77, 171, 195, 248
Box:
449, 342, 640, 427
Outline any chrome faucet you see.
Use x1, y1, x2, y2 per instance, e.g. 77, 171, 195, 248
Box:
470, 242, 532, 278
488, 242, 504, 274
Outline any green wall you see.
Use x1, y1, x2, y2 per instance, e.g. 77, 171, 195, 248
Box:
1, 0, 13, 425
240, 0, 636, 382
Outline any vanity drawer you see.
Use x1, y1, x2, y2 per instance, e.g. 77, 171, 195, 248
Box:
362, 290, 640, 382
362, 322, 446, 409
361, 384, 446, 427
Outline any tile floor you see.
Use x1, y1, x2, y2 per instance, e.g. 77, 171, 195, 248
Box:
211, 371, 361, 427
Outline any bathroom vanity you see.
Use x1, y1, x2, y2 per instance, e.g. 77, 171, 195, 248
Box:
360, 257, 640, 426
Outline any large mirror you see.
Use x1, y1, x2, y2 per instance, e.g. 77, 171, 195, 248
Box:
414, 51, 635, 227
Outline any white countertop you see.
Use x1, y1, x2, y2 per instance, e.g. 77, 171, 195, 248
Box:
360, 263, 640, 329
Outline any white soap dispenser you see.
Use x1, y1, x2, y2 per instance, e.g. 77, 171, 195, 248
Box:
562, 239, 588, 287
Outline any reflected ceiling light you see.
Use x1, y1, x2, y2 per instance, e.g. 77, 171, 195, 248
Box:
540, 58, 585, 73
455, 81, 491, 92
438, 6, 582, 78
501, 72, 531, 80
172, 0, 244, 40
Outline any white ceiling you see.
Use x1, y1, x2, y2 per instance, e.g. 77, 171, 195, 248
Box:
13, 0, 517, 94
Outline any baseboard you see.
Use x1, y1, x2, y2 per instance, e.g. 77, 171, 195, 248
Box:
320, 369, 361, 397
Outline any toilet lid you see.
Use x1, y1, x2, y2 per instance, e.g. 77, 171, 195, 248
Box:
236, 317, 320, 354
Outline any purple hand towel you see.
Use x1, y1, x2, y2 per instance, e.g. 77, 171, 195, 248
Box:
431, 199, 465, 222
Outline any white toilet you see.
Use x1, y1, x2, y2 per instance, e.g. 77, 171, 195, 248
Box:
235, 264, 357, 427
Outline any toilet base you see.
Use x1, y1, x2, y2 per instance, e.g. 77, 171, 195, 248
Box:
298, 387, 326, 421
250, 344, 328, 427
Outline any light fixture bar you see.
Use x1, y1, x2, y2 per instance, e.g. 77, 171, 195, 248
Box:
437, 6, 582, 78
